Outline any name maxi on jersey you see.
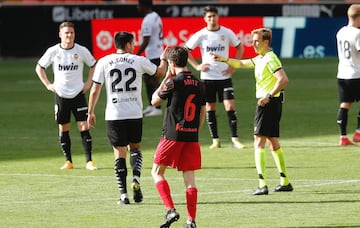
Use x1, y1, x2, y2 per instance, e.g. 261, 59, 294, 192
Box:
109, 56, 135, 66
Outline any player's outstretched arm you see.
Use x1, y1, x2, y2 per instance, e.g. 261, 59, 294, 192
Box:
211, 53, 252, 69
155, 46, 170, 78
151, 66, 174, 107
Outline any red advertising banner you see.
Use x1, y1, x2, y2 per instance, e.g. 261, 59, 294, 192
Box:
91, 17, 263, 60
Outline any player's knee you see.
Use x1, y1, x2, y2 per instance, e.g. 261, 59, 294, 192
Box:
151, 166, 161, 180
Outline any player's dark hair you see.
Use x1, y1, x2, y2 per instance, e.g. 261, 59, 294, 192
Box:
203, 5, 218, 16
138, 0, 152, 7
114, 32, 134, 49
167, 46, 188, 67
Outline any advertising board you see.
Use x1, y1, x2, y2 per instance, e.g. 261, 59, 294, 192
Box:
92, 17, 262, 59
92, 16, 347, 59
0, 3, 349, 58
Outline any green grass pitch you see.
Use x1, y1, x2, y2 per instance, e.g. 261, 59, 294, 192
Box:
1, 58, 360, 227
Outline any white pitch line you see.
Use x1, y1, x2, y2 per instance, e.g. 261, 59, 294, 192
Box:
294, 179, 360, 187
1, 173, 360, 183
1, 173, 360, 206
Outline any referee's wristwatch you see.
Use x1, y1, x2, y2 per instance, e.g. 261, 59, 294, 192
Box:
266, 93, 272, 99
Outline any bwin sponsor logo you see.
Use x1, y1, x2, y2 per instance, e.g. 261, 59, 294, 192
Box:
58, 63, 79, 71
206, 45, 225, 52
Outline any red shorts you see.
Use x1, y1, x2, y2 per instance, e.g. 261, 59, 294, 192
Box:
153, 138, 201, 171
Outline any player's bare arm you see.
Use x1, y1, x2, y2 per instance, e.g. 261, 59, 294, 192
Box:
211, 53, 253, 69
151, 86, 164, 107
223, 43, 244, 76
87, 82, 102, 128
151, 66, 175, 107
257, 69, 289, 107
154, 46, 169, 78
186, 47, 210, 72
83, 65, 96, 93
35, 64, 55, 93
270, 69, 289, 95
136, 36, 150, 55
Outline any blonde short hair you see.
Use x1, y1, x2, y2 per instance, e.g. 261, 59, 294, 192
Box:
59, 21, 75, 30
347, 4, 360, 20
251, 28, 272, 44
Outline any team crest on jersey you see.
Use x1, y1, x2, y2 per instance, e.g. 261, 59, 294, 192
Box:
73, 54, 79, 60
221, 35, 225, 42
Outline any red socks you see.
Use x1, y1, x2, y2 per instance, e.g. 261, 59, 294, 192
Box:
186, 187, 198, 221
156, 180, 198, 221
156, 180, 174, 210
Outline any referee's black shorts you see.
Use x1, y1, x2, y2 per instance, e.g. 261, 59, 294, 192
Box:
254, 97, 282, 137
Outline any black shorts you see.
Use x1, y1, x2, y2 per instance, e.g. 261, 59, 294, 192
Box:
106, 118, 143, 147
254, 97, 282, 137
203, 79, 235, 103
337, 78, 360, 103
55, 92, 88, 124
